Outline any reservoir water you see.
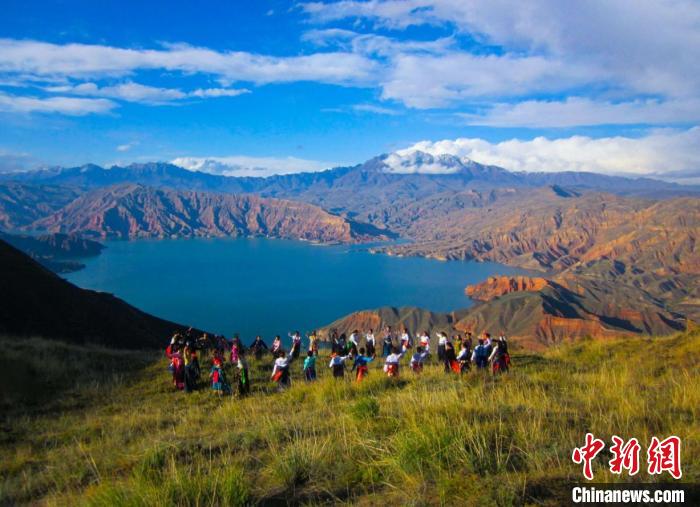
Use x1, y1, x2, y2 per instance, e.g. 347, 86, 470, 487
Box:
65, 238, 526, 340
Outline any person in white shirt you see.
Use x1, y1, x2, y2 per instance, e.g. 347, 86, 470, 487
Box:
410, 346, 430, 373
271, 349, 294, 388
437, 332, 448, 361
365, 329, 376, 357
419, 331, 430, 352
399, 327, 412, 352
456, 345, 471, 374
384, 346, 406, 377
348, 330, 360, 355
329, 352, 350, 378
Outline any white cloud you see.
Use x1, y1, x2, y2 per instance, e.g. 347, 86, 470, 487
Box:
396, 127, 700, 179
352, 103, 401, 115
301, 0, 700, 116
0, 39, 376, 86
460, 97, 700, 127
0, 91, 116, 115
381, 52, 597, 108
171, 155, 338, 177
189, 87, 250, 98
0, 148, 38, 173
116, 141, 139, 152
47, 81, 250, 104
384, 151, 464, 174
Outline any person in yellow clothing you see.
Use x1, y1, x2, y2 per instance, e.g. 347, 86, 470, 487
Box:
307, 330, 319, 356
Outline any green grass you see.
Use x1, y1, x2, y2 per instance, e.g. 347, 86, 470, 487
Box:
1, 329, 698, 506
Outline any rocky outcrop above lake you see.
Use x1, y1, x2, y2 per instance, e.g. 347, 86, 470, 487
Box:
465, 276, 551, 301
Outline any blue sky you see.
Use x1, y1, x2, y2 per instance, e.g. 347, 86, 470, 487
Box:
0, 0, 699, 180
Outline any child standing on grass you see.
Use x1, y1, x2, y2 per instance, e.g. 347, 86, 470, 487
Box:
410, 346, 430, 373
249, 335, 269, 360
289, 331, 302, 359
307, 330, 319, 356
271, 349, 293, 389
382, 326, 393, 357
348, 330, 360, 355
183, 341, 199, 393
365, 329, 376, 357
444, 341, 460, 373
399, 327, 412, 352
303, 350, 317, 381
329, 352, 350, 379
456, 343, 471, 374
351, 348, 374, 382
383, 346, 406, 377
210, 357, 230, 396
237, 348, 250, 396
271, 335, 282, 355
230, 334, 241, 364
489, 335, 510, 374
419, 331, 430, 351
437, 332, 448, 361
472, 339, 490, 369
170, 345, 186, 390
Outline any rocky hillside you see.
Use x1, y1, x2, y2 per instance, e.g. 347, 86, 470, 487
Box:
318, 306, 470, 340
324, 194, 697, 346
465, 276, 550, 301
30, 184, 388, 242
0, 182, 80, 229
0, 239, 190, 348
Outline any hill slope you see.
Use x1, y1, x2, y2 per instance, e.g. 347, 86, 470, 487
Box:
0, 239, 187, 347
1, 328, 698, 505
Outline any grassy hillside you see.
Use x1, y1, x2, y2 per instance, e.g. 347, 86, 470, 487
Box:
1, 329, 698, 506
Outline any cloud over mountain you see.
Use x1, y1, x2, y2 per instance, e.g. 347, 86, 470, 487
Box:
395, 128, 700, 180
171, 155, 337, 177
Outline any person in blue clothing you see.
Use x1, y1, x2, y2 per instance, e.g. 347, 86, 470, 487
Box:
472, 338, 490, 369
303, 350, 317, 381
382, 326, 394, 357
329, 351, 350, 378
350, 347, 374, 382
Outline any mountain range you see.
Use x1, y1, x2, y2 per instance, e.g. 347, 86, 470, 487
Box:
1, 151, 698, 346
29, 183, 388, 242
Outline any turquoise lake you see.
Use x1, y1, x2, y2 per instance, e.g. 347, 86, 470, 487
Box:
65, 238, 526, 341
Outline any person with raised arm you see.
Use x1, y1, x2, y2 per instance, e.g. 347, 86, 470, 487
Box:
348, 329, 360, 355
307, 330, 319, 356
249, 335, 269, 360
289, 330, 302, 359
383, 346, 406, 377
329, 350, 351, 379
351, 347, 374, 382
410, 346, 430, 373
271, 348, 293, 389
489, 334, 510, 374
399, 326, 412, 352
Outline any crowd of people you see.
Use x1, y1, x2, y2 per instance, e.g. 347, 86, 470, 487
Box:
164, 326, 511, 395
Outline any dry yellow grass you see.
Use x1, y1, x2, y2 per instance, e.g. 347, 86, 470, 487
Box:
1, 329, 698, 505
